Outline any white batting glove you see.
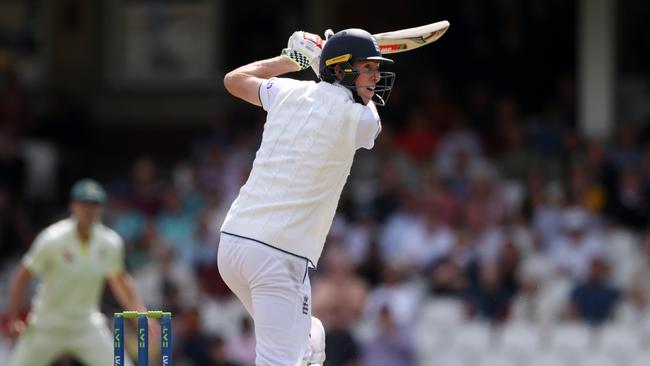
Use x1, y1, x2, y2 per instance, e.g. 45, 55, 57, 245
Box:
310, 29, 335, 76
282, 31, 323, 72
288, 31, 323, 61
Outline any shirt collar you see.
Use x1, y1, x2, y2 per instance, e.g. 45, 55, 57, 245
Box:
332, 82, 354, 101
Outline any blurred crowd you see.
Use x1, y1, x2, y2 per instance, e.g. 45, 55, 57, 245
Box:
1, 0, 650, 363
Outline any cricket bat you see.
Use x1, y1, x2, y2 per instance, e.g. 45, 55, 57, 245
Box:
312, 21, 450, 75
374, 20, 450, 54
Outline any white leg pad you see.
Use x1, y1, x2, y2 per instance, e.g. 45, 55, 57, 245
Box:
307, 316, 326, 365
294, 316, 326, 366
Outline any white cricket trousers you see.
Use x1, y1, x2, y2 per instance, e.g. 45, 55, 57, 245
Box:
7, 319, 133, 366
218, 233, 312, 366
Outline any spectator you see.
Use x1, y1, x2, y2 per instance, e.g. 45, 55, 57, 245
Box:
494, 117, 539, 183
207, 334, 240, 366
581, 140, 618, 210
395, 107, 440, 161
566, 258, 621, 326
225, 317, 256, 366
156, 185, 197, 264
104, 181, 145, 246
379, 190, 422, 266
513, 237, 571, 325
178, 308, 213, 365
509, 268, 545, 324
360, 305, 414, 366
608, 167, 649, 230
499, 241, 521, 297
566, 164, 606, 214
189, 210, 219, 267
399, 200, 456, 271
466, 163, 508, 225
549, 207, 608, 281
356, 238, 384, 288
528, 173, 566, 249
422, 168, 458, 226
129, 157, 163, 216
322, 304, 360, 366
609, 125, 642, 171
341, 209, 375, 267
132, 244, 199, 312
463, 199, 506, 266
425, 257, 468, 298
363, 264, 422, 328
370, 159, 403, 223
172, 162, 206, 215
466, 262, 513, 323
436, 118, 482, 174
125, 218, 161, 272
616, 231, 650, 326
202, 188, 230, 247
312, 244, 368, 326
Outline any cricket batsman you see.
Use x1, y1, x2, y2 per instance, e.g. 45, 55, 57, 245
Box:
217, 28, 395, 366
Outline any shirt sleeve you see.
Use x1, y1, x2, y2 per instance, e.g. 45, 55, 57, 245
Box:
355, 102, 382, 150
22, 232, 51, 275
106, 234, 125, 277
259, 77, 301, 111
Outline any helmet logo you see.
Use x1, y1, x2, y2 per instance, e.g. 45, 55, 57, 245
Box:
371, 37, 381, 53
325, 53, 352, 66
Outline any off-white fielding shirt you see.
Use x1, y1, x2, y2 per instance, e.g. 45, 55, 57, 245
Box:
22, 218, 124, 329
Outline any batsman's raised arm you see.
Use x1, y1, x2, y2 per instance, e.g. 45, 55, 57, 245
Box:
223, 31, 324, 106
223, 56, 297, 106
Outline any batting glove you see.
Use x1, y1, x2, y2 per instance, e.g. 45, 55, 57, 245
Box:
282, 31, 323, 71
311, 29, 334, 76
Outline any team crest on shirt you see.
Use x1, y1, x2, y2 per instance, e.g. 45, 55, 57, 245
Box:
62, 249, 74, 262
302, 296, 309, 315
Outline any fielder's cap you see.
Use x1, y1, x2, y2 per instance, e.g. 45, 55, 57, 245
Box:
70, 178, 107, 204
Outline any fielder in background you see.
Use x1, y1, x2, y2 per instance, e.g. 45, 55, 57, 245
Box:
6, 178, 156, 366
218, 28, 396, 366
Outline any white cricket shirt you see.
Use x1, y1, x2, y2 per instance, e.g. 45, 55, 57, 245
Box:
22, 218, 124, 329
221, 78, 381, 266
